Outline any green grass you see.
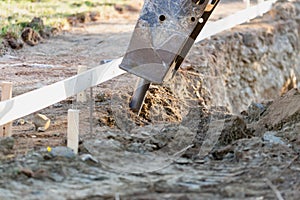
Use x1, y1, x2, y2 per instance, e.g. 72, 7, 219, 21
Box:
0, 0, 132, 38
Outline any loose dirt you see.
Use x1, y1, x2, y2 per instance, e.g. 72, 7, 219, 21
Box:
0, 0, 300, 199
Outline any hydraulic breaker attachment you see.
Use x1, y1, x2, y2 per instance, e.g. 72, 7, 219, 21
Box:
120, 0, 220, 114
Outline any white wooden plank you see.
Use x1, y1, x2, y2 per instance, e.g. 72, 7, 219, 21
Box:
0, 58, 124, 126
76, 65, 88, 103
0, 0, 278, 126
196, 0, 277, 43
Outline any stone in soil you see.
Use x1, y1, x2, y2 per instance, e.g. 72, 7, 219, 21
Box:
21, 27, 42, 46
0, 137, 14, 155
5, 37, 23, 50
32, 114, 51, 132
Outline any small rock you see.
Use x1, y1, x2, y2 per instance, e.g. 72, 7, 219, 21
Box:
39, 29, 51, 39
19, 168, 48, 179
80, 154, 98, 164
96, 92, 109, 102
53, 103, 63, 108
32, 114, 51, 132
21, 27, 41, 46
47, 146, 76, 159
175, 158, 192, 164
114, 4, 139, 13
100, 59, 112, 65
0, 137, 14, 153
273, 2, 297, 20
51, 27, 60, 35
89, 11, 100, 21
6, 37, 23, 50
67, 12, 90, 25
19, 168, 34, 178
15, 119, 26, 125
212, 145, 234, 160
263, 131, 286, 145
127, 142, 144, 153
246, 102, 267, 122
242, 32, 259, 48
217, 115, 251, 146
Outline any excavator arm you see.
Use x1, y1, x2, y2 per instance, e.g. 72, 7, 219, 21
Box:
120, 0, 220, 114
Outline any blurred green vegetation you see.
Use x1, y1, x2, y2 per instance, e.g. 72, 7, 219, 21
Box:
0, 0, 131, 38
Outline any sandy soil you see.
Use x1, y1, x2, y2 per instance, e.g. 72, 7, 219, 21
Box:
0, 0, 299, 199
0, 0, 250, 153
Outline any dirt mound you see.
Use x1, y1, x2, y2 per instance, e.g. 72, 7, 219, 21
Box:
186, 0, 300, 113
0, 1, 300, 199
67, 11, 101, 25
256, 88, 300, 133
1, 88, 299, 199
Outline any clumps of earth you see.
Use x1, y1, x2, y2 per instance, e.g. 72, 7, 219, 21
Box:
95, 65, 299, 159
0, 3, 141, 56
66, 3, 140, 26
0, 17, 59, 54
0, 14, 95, 54
0, 12, 95, 53
0, 1, 299, 199
1, 77, 299, 198
66, 11, 101, 26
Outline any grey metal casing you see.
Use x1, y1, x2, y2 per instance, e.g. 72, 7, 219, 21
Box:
120, 0, 210, 84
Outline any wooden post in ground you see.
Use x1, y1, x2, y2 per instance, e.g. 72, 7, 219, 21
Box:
258, 0, 264, 4
258, 0, 265, 16
244, 0, 250, 8
76, 65, 88, 103
67, 109, 80, 154
89, 87, 93, 135
0, 82, 13, 137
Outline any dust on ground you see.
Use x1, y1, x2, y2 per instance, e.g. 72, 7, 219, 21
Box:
0, 0, 300, 199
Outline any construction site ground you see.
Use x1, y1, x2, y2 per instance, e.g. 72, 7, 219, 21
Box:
0, 0, 300, 199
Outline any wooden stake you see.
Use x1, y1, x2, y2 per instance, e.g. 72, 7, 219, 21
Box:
0, 82, 13, 137
244, 0, 250, 8
67, 109, 80, 154
89, 87, 93, 135
258, 0, 264, 16
76, 65, 88, 103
